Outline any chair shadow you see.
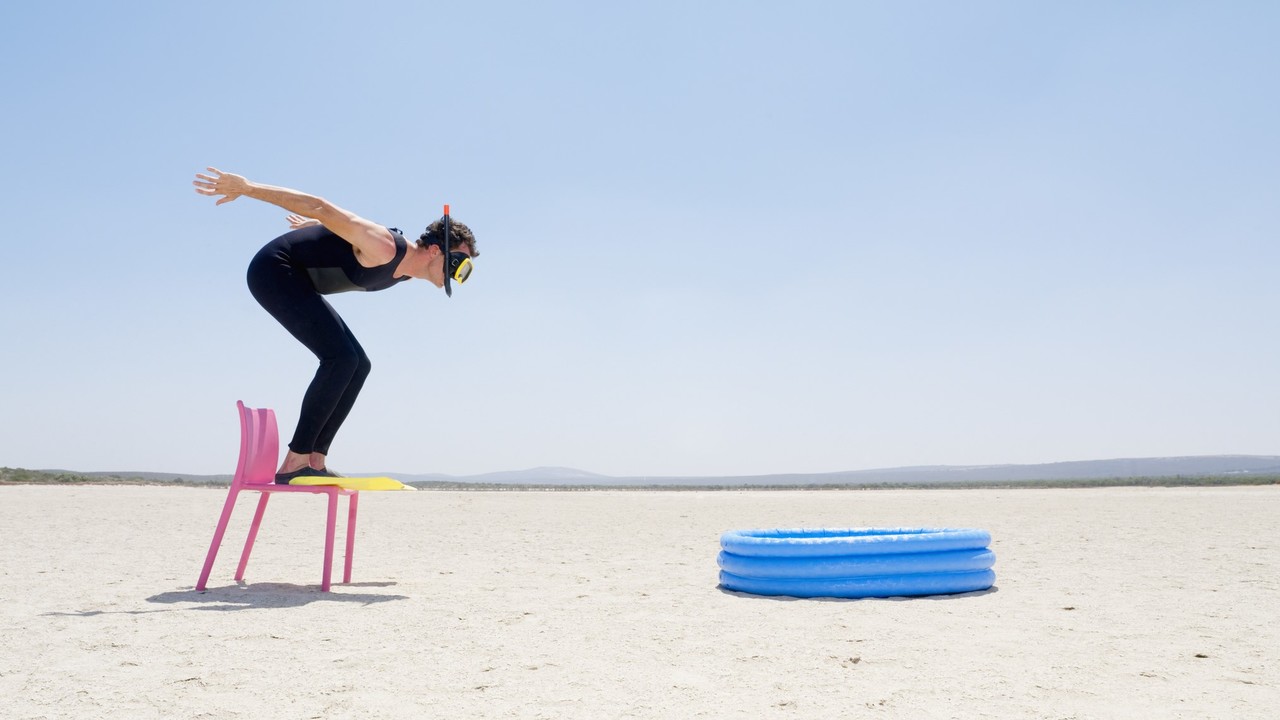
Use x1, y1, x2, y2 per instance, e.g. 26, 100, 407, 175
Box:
716, 584, 1000, 603
145, 581, 409, 610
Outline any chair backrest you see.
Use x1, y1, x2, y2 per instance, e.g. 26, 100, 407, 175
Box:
234, 400, 280, 487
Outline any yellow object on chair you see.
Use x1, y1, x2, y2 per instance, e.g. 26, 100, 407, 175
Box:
289, 476, 416, 491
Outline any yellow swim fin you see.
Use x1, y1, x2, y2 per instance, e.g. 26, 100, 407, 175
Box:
288, 476, 415, 491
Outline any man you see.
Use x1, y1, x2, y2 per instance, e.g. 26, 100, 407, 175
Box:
193, 168, 478, 482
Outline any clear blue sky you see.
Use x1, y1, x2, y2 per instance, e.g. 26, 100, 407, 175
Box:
1, 2, 1276, 477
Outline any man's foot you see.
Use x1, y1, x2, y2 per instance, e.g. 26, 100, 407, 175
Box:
316, 467, 344, 478
274, 466, 324, 485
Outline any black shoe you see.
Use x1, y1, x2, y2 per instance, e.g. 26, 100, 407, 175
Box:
274, 467, 324, 485
316, 467, 344, 478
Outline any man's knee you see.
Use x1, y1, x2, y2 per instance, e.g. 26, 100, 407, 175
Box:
354, 350, 372, 382
320, 345, 363, 380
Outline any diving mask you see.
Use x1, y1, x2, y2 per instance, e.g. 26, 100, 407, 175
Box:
449, 251, 473, 284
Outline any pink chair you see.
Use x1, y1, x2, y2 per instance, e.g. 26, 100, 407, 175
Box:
196, 401, 359, 592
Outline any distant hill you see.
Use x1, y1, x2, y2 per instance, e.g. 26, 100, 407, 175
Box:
389, 455, 1280, 487
389, 466, 610, 484
21, 455, 1280, 488
27, 470, 232, 484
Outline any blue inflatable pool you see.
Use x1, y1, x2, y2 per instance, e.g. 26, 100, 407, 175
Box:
718, 528, 996, 599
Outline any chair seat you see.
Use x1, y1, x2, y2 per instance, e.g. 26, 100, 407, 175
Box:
249, 483, 358, 495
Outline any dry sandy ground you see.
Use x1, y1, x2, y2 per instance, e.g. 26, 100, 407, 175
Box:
0, 485, 1275, 719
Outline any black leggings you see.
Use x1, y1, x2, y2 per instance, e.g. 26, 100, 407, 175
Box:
247, 248, 371, 456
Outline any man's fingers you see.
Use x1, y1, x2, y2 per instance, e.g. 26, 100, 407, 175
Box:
195, 168, 240, 204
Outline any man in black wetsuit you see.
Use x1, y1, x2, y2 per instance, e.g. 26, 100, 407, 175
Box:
193, 167, 478, 483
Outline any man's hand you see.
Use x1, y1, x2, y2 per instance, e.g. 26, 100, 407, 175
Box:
286, 214, 321, 229
193, 167, 251, 205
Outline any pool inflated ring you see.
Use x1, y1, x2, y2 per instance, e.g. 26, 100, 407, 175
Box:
718, 528, 996, 599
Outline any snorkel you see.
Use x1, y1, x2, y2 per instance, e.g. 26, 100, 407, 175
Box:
442, 204, 453, 298
438, 203, 474, 297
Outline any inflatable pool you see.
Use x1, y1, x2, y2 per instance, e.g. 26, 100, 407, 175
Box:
718, 528, 996, 599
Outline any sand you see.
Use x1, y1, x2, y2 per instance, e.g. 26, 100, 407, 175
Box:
0, 484, 1276, 719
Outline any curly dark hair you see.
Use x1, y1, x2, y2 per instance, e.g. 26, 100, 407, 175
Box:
418, 218, 478, 257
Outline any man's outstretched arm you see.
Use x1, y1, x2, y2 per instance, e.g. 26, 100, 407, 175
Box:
193, 167, 397, 264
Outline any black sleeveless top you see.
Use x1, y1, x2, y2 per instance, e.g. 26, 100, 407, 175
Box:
260, 225, 412, 295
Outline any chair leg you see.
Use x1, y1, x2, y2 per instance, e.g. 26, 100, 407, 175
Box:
322, 489, 338, 591
235, 492, 271, 583
344, 491, 359, 584
197, 488, 241, 591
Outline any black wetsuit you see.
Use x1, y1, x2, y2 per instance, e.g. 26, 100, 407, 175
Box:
246, 226, 410, 456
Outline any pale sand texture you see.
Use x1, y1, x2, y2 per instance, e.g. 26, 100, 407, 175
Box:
0, 485, 1276, 719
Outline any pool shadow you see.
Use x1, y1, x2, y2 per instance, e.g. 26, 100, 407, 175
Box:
717, 584, 1000, 602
